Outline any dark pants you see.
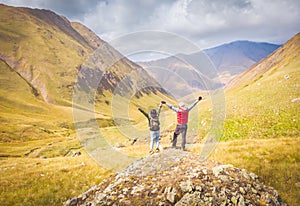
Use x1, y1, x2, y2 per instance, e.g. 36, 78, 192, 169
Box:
172, 124, 187, 149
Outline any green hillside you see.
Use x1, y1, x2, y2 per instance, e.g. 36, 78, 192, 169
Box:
215, 32, 300, 205
225, 32, 300, 140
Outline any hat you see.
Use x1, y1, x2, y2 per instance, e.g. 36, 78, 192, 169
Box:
150, 109, 157, 117
178, 102, 185, 107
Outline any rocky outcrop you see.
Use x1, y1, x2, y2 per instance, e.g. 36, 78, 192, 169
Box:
64, 149, 286, 206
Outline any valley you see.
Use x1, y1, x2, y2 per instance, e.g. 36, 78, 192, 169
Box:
0, 3, 299, 206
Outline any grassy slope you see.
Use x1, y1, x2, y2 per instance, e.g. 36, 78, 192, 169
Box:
0, 5, 174, 205
0, 150, 110, 206
105, 40, 300, 204
0, 4, 91, 105
224, 33, 299, 141
209, 138, 299, 206
0, 56, 102, 206
0, 63, 174, 205
207, 33, 300, 205
0, 59, 71, 142
1, 4, 298, 206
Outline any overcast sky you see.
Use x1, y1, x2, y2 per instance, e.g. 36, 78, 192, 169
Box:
1, 0, 300, 58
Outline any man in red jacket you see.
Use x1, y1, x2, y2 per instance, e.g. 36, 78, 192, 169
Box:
161, 96, 202, 150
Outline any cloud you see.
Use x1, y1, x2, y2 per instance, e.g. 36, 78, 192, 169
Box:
1, 0, 300, 49
81, 0, 300, 48
0, 0, 101, 20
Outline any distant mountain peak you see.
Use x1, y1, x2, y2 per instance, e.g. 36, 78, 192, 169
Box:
138, 40, 280, 90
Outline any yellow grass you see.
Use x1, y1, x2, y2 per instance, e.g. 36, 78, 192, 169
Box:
207, 137, 300, 206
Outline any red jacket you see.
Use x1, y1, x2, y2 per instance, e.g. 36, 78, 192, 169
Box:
166, 100, 199, 124
177, 107, 189, 124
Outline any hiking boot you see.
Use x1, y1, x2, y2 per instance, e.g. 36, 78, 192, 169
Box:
149, 150, 154, 154
155, 148, 159, 153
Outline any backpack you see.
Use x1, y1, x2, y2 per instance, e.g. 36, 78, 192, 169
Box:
149, 109, 160, 131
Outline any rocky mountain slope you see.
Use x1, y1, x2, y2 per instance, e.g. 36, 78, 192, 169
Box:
0, 4, 166, 106
64, 148, 286, 206
0, 4, 169, 141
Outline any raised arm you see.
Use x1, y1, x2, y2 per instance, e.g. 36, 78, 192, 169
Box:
161, 101, 179, 113
187, 96, 202, 111
157, 103, 163, 117
138, 108, 149, 119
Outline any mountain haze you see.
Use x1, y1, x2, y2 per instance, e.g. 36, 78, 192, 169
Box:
138, 41, 280, 90
204, 41, 281, 83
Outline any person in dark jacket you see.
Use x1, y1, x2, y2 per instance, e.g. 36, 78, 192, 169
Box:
161, 96, 202, 150
138, 103, 162, 154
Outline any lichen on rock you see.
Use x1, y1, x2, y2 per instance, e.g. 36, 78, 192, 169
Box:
64, 148, 286, 206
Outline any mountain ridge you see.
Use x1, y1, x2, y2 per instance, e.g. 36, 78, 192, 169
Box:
71, 22, 105, 49
226, 32, 300, 89
204, 40, 281, 73
0, 3, 167, 106
137, 40, 280, 92
0, 3, 170, 143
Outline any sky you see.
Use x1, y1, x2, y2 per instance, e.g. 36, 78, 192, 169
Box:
1, 0, 300, 60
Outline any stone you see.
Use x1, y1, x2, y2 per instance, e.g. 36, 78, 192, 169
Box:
249, 172, 258, 180
63, 148, 286, 206
122, 188, 128, 194
291, 98, 300, 103
118, 194, 125, 199
175, 191, 202, 206
95, 193, 106, 202
72, 152, 81, 157
238, 195, 245, 206
231, 196, 238, 204
179, 180, 194, 192
251, 188, 258, 194
115, 143, 125, 148
239, 187, 246, 194
212, 164, 233, 177
130, 185, 144, 195
151, 188, 158, 194
65, 198, 78, 206
195, 185, 202, 192
284, 74, 290, 79
218, 175, 229, 181
165, 186, 177, 203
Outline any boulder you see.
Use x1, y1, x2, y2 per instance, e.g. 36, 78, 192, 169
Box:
64, 148, 286, 206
